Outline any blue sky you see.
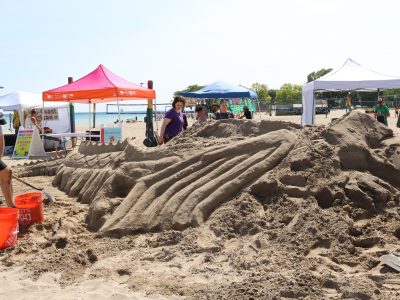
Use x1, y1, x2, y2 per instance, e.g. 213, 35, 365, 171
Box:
1, 0, 400, 112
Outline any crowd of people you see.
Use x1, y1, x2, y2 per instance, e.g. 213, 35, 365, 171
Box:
159, 96, 253, 144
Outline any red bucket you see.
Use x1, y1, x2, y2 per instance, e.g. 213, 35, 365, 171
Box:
14, 192, 44, 226
0, 207, 19, 250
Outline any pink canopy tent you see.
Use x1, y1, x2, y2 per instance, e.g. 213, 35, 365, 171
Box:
43, 64, 156, 103
43, 64, 156, 130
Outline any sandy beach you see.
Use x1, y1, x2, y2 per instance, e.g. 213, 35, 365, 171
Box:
1, 108, 400, 299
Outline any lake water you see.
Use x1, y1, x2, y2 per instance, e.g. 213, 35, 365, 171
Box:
74, 112, 148, 127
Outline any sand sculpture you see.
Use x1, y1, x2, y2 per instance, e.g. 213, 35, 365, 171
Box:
18, 111, 400, 237
11, 111, 400, 299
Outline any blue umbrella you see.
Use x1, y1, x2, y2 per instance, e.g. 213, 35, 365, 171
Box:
180, 81, 257, 99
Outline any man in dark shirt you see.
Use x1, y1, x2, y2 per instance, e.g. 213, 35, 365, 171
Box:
239, 106, 252, 119
215, 100, 234, 120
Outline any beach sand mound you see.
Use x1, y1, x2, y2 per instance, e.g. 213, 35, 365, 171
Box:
8, 111, 400, 298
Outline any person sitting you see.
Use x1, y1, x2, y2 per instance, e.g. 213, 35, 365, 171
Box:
215, 100, 234, 120
195, 105, 208, 123
374, 97, 390, 126
159, 96, 186, 144
239, 106, 252, 119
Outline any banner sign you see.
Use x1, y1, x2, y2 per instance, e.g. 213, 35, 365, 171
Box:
33, 108, 59, 122
100, 127, 122, 144
12, 129, 33, 159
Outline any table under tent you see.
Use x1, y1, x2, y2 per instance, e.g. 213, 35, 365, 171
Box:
0, 91, 70, 152
302, 58, 400, 125
180, 81, 258, 116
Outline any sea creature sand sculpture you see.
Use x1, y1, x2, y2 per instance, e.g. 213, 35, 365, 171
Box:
17, 111, 400, 236
100, 130, 296, 234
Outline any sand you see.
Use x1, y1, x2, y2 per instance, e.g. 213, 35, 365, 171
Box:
1, 109, 400, 299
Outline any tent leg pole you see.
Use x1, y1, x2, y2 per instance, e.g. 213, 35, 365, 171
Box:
117, 99, 121, 123
89, 102, 91, 141
93, 103, 96, 128
312, 92, 316, 125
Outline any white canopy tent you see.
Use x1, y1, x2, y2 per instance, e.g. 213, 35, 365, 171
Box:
0, 92, 70, 133
302, 59, 400, 125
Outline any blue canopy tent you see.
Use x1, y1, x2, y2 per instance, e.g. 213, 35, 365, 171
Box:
180, 80, 259, 116
180, 80, 257, 99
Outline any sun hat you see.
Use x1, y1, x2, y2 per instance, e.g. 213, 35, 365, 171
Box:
0, 109, 7, 125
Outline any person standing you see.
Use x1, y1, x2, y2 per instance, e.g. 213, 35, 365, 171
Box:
215, 100, 234, 120
374, 97, 390, 126
12, 110, 21, 134
29, 109, 42, 132
345, 93, 352, 113
159, 96, 185, 144
195, 105, 208, 123
0, 109, 14, 207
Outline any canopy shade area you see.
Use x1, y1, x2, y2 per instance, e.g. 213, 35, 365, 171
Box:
0, 91, 42, 109
180, 80, 257, 99
0, 92, 70, 133
0, 92, 68, 110
302, 58, 400, 125
42, 64, 156, 103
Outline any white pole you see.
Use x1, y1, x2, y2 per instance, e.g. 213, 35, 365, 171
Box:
88, 101, 91, 141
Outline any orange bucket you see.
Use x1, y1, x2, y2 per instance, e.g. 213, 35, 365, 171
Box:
14, 192, 44, 226
0, 207, 19, 250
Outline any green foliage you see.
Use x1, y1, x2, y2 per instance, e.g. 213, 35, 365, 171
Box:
174, 84, 205, 96
268, 89, 276, 100
275, 83, 302, 104
307, 68, 333, 83
384, 89, 400, 96
250, 83, 271, 100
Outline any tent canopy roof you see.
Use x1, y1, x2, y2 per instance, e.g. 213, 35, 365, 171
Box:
304, 58, 400, 92
302, 58, 400, 125
0, 92, 68, 111
43, 64, 156, 103
180, 80, 257, 99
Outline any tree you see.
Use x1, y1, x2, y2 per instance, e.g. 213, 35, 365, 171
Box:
275, 83, 302, 105
174, 84, 205, 96
307, 68, 333, 83
250, 83, 271, 100
268, 89, 276, 100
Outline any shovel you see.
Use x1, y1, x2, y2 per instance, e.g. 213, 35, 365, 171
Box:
12, 175, 55, 204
